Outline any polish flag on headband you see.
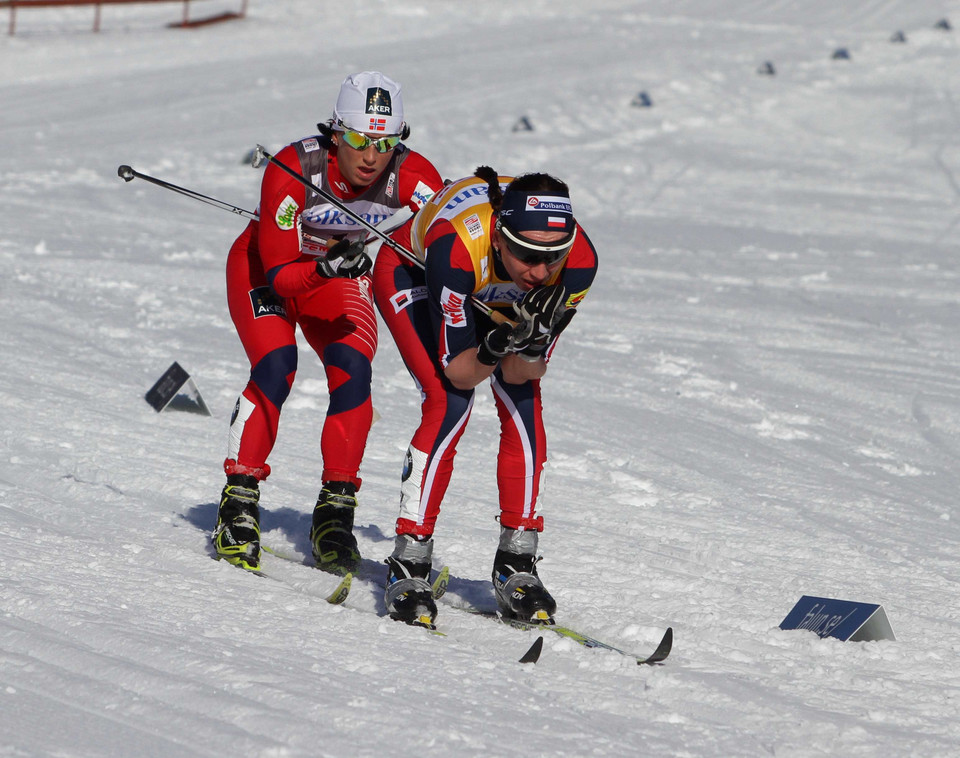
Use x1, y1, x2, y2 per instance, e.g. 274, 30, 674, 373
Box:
547, 216, 566, 228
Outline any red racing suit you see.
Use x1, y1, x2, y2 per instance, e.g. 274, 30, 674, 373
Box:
372, 174, 598, 537
224, 136, 443, 487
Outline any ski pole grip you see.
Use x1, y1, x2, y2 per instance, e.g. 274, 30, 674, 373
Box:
118, 165, 135, 182
488, 310, 517, 327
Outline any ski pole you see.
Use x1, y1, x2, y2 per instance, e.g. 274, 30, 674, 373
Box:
117, 165, 259, 222
252, 145, 511, 326
117, 164, 339, 248
251, 145, 422, 266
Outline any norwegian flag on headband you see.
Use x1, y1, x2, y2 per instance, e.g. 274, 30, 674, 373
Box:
369, 117, 387, 132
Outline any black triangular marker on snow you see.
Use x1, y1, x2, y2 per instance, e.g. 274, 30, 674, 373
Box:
145, 361, 211, 416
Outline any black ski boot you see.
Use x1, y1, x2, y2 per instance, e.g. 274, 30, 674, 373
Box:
384, 535, 437, 628
310, 481, 361, 575
212, 474, 261, 572
492, 528, 556, 624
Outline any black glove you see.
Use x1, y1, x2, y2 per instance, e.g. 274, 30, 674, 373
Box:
477, 323, 515, 366
518, 309, 577, 360
316, 239, 372, 279
510, 285, 568, 352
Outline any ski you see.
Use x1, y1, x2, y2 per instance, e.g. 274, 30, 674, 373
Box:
402, 615, 541, 664
247, 545, 353, 605
250, 553, 541, 662
434, 565, 669, 664
320, 572, 353, 605
519, 636, 544, 664
431, 565, 450, 599
261, 568, 352, 605
455, 607, 673, 666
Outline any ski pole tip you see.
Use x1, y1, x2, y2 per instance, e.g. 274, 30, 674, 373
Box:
117, 165, 135, 182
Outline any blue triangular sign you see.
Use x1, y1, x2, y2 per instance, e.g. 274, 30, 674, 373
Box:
780, 595, 896, 642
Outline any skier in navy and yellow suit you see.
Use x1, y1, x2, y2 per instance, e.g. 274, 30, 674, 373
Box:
373, 166, 598, 627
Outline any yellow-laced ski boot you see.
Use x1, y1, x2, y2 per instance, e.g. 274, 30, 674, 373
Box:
212, 474, 261, 572
310, 481, 361, 575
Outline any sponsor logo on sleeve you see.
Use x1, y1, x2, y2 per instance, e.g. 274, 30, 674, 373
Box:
275, 195, 299, 231
411, 181, 435, 209
566, 287, 589, 308
386, 172, 396, 199
440, 286, 467, 327
301, 137, 320, 152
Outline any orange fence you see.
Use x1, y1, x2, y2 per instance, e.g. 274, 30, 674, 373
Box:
0, 0, 248, 34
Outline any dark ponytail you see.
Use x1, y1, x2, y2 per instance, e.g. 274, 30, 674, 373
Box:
474, 166, 503, 213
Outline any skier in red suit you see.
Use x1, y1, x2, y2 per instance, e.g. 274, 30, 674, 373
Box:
213, 72, 444, 574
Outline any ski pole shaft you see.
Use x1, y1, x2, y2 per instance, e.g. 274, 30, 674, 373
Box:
117, 165, 259, 222
251, 145, 510, 325
252, 145, 419, 264
117, 164, 334, 248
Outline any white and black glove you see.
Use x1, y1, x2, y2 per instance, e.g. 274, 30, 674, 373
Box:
518, 309, 576, 359
315, 239, 372, 279
510, 284, 572, 358
476, 285, 575, 365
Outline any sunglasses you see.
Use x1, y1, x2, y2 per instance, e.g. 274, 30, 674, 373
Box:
497, 220, 576, 266
339, 128, 402, 154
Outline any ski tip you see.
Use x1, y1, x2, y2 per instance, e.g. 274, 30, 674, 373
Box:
638, 626, 673, 666
519, 636, 544, 665
325, 573, 352, 605
432, 565, 450, 600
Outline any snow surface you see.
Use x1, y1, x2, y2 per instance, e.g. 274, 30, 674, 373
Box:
3, 1, 960, 755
